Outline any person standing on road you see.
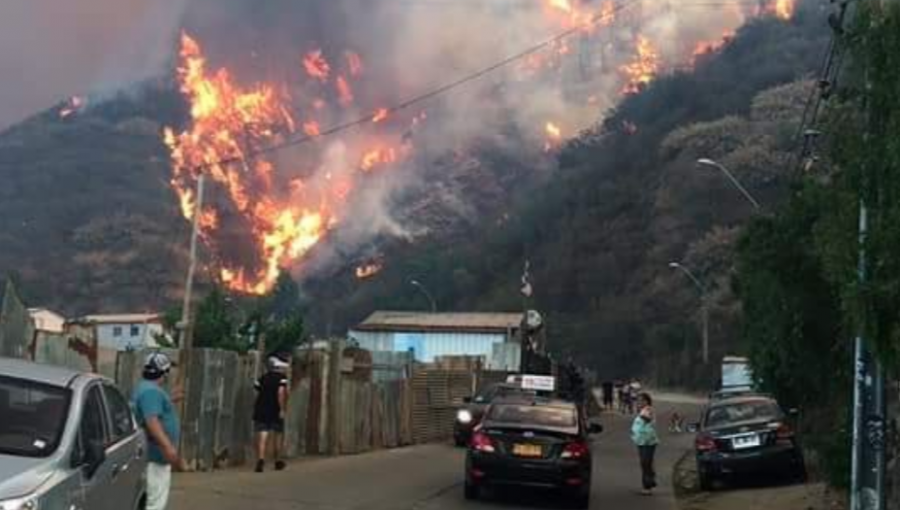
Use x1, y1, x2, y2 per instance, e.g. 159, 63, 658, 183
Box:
133, 352, 188, 510
631, 392, 659, 495
601, 381, 614, 410
254, 354, 290, 473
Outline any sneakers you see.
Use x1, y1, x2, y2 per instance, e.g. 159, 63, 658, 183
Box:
275, 460, 286, 471
255, 460, 265, 473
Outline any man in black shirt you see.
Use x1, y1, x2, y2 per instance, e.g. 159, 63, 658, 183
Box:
254, 354, 290, 472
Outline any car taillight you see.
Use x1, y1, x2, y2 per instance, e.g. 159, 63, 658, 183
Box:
776, 422, 794, 441
561, 440, 590, 459
696, 433, 717, 452
471, 431, 496, 453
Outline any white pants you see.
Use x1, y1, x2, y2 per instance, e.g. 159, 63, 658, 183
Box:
147, 463, 172, 510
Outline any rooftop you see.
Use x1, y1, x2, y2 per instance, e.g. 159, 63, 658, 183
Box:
70, 313, 162, 325
353, 311, 523, 334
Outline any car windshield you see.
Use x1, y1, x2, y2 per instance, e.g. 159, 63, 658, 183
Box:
706, 400, 782, 428
487, 404, 577, 428
0, 376, 71, 457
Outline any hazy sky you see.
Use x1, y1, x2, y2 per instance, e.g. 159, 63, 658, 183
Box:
0, 0, 185, 131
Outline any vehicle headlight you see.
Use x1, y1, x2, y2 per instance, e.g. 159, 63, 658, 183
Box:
457, 409, 473, 424
0, 495, 39, 510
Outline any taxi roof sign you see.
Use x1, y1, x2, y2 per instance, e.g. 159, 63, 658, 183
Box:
507, 374, 556, 392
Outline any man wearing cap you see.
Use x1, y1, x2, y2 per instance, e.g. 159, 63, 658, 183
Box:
253, 354, 290, 472
133, 352, 187, 510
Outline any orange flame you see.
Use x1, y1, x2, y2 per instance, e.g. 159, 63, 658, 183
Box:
620, 36, 660, 94
355, 262, 383, 279
774, 0, 794, 19
543, 121, 564, 152
59, 95, 86, 118
360, 146, 398, 171
548, 0, 573, 13
336, 76, 354, 105
346, 51, 364, 76
691, 31, 735, 65
165, 32, 339, 295
371, 108, 389, 123
303, 121, 321, 137
303, 50, 331, 82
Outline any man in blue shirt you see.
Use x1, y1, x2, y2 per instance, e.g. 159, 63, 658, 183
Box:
133, 352, 187, 510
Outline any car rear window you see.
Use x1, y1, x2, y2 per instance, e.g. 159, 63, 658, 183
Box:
0, 376, 71, 457
487, 404, 577, 428
706, 400, 781, 428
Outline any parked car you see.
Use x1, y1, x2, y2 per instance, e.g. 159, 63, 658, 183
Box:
0, 357, 147, 510
464, 395, 602, 509
694, 395, 805, 490
454, 383, 536, 447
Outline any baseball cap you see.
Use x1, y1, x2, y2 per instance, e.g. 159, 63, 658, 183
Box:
143, 352, 176, 378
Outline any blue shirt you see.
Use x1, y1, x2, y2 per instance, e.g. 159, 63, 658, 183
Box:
132, 380, 180, 465
631, 414, 660, 446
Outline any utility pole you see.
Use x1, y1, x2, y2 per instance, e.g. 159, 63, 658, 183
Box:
179, 174, 206, 350
669, 262, 710, 364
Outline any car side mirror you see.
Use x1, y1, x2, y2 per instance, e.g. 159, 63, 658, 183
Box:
83, 439, 106, 478
463, 396, 472, 404
588, 421, 604, 435
788, 408, 800, 417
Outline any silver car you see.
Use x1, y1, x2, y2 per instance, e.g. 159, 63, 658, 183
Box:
0, 357, 147, 510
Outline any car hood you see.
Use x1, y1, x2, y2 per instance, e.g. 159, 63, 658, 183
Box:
0, 454, 54, 499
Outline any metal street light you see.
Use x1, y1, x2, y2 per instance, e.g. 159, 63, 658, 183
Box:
410, 279, 437, 313
669, 262, 710, 364
697, 158, 762, 211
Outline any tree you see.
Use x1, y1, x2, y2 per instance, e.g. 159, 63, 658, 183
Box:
193, 287, 238, 351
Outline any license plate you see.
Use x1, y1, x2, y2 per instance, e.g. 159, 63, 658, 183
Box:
732, 434, 761, 449
512, 443, 543, 457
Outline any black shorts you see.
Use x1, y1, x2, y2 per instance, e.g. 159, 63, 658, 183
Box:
254, 419, 284, 433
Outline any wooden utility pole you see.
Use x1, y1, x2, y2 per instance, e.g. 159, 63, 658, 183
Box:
179, 174, 206, 350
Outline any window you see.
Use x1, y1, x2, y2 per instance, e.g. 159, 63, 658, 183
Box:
79, 386, 107, 452
130, 325, 140, 337
705, 400, 782, 428
112, 326, 123, 337
487, 404, 577, 428
102, 384, 135, 443
0, 376, 71, 458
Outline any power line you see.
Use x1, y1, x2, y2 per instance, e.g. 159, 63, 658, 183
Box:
183, 0, 642, 173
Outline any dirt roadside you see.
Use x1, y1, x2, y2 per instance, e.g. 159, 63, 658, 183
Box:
673, 451, 848, 510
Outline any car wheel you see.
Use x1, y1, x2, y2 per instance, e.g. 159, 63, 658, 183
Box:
464, 480, 480, 500
698, 463, 715, 491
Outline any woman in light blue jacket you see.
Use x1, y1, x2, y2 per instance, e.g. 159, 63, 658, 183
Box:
631, 392, 660, 495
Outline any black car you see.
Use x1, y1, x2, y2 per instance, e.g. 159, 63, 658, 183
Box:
695, 396, 806, 490
454, 383, 536, 447
464, 396, 602, 509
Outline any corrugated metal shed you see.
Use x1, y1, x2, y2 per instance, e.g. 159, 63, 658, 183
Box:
349, 311, 522, 371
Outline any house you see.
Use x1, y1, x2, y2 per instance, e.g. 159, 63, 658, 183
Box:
28, 308, 66, 333
67, 313, 165, 351
348, 311, 523, 371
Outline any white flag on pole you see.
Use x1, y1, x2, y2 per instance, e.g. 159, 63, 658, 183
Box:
521, 260, 533, 297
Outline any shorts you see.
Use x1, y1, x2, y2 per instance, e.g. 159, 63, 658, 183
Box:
254, 419, 285, 433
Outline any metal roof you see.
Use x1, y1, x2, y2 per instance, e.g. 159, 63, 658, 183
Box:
0, 357, 85, 387
70, 313, 161, 325
354, 311, 523, 334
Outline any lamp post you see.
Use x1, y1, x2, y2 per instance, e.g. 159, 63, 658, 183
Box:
669, 262, 709, 364
410, 279, 437, 313
697, 158, 762, 211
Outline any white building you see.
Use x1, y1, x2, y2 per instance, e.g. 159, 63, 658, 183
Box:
69, 314, 164, 351
28, 308, 66, 333
349, 311, 523, 371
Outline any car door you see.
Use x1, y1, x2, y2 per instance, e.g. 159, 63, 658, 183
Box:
77, 383, 115, 510
100, 382, 145, 509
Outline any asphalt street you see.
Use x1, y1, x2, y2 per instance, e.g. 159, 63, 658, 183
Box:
170, 396, 702, 510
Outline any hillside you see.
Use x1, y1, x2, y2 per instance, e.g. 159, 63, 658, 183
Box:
300, 6, 832, 385
0, 1, 831, 385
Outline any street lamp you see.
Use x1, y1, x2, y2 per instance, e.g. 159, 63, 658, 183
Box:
697, 158, 762, 211
410, 279, 437, 313
669, 262, 710, 364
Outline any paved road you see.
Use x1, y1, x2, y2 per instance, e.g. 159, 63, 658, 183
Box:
171, 398, 700, 510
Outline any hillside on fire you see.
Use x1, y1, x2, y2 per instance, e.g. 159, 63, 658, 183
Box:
0, 0, 827, 384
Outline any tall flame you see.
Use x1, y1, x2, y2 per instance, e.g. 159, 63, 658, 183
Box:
620, 36, 660, 94
774, 0, 794, 19
165, 33, 338, 295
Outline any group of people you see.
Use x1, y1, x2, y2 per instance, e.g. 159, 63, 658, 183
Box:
131, 352, 292, 510
600, 378, 645, 414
